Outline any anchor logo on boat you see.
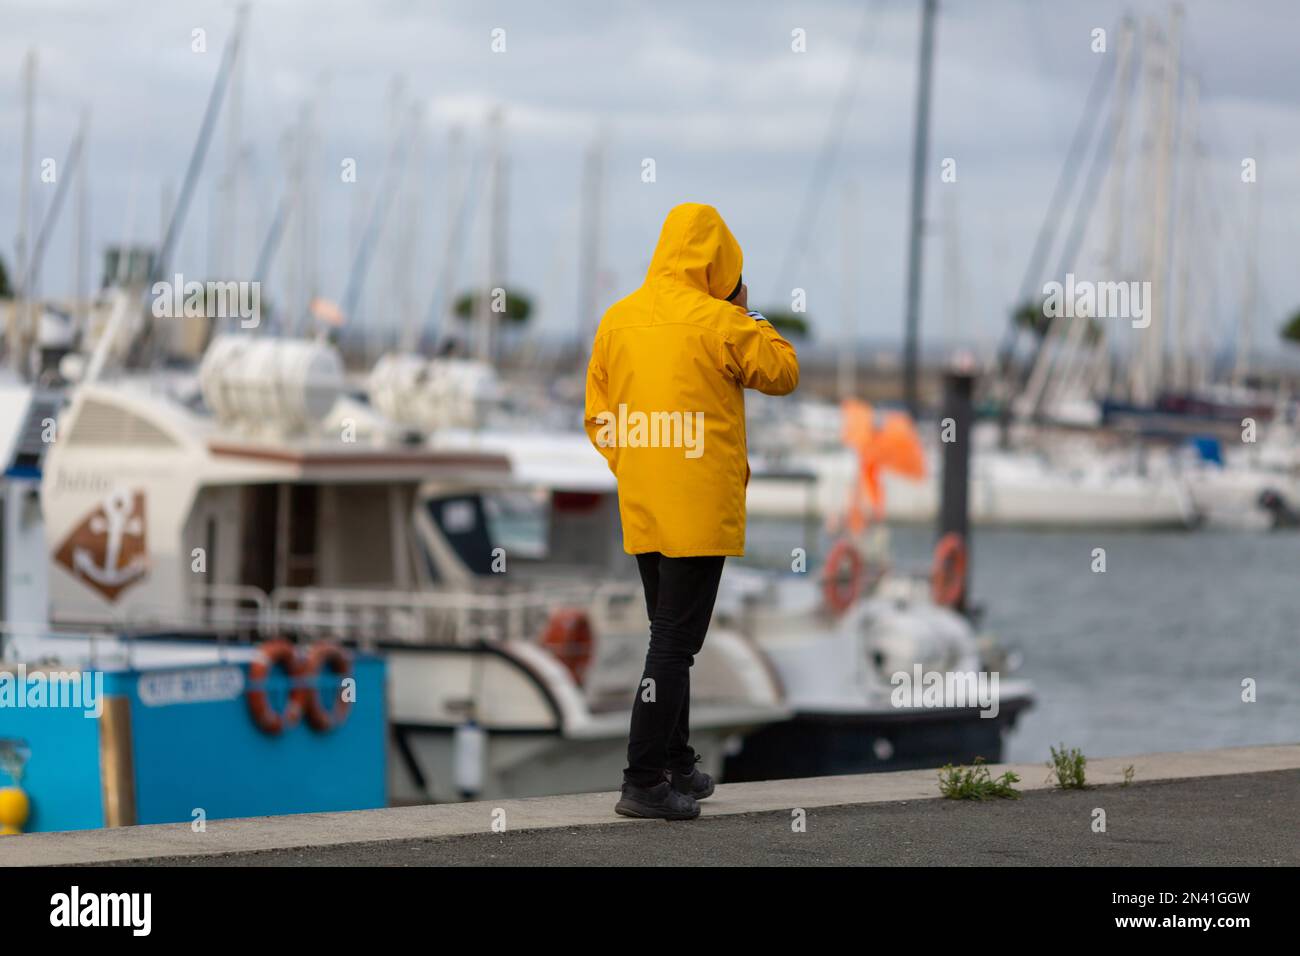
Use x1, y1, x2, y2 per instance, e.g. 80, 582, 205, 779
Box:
53, 489, 149, 602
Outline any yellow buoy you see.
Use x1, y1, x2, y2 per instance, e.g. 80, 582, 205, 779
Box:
0, 786, 30, 835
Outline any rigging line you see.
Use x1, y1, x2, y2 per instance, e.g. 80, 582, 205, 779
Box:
422, 139, 489, 348
1193, 82, 1263, 262
996, 24, 1118, 368
766, 0, 883, 306
250, 192, 290, 290
339, 105, 419, 327
151, 7, 247, 285
1020, 55, 1131, 414
1192, 144, 1255, 281
127, 6, 248, 374
19, 122, 85, 296
1051, 45, 1134, 283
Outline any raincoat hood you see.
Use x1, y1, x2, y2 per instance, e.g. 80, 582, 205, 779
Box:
585, 202, 799, 558
646, 203, 744, 300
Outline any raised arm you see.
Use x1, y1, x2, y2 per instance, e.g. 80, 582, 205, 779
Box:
718, 307, 800, 396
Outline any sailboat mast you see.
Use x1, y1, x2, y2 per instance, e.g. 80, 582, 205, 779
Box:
222, 7, 246, 279
475, 109, 505, 363
75, 109, 90, 342
940, 189, 961, 363
901, 0, 937, 418
1092, 19, 1135, 401
1170, 75, 1199, 392
1235, 140, 1262, 388
1132, 7, 1180, 405
12, 50, 36, 374
839, 181, 859, 401
577, 131, 605, 363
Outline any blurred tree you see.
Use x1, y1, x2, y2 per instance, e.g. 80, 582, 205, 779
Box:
0, 255, 11, 298
757, 309, 810, 339
1013, 297, 1101, 343
1012, 298, 1050, 339
453, 287, 533, 324
1281, 309, 1300, 346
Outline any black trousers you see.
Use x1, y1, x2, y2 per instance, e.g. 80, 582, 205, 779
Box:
624, 552, 727, 787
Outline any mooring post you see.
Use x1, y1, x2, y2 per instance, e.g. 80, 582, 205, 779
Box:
938, 369, 974, 613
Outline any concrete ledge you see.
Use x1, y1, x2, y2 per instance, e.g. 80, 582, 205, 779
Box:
3, 743, 1297, 866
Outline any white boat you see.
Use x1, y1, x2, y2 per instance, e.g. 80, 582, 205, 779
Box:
970, 445, 1197, 528
747, 410, 1197, 530
2, 625, 390, 833
0, 379, 58, 626
36, 339, 786, 804
0, 371, 391, 834
431, 424, 1036, 778
1181, 426, 1300, 530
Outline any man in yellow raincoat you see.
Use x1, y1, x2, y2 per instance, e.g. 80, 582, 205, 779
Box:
585, 203, 799, 819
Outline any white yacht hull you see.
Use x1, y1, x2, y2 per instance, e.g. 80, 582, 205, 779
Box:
383, 635, 786, 804
389, 721, 751, 804
748, 448, 1197, 529
1185, 467, 1300, 530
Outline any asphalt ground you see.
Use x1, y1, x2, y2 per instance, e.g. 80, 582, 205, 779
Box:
108, 768, 1299, 867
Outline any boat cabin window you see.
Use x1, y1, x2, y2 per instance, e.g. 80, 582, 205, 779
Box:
483, 490, 548, 561
425, 494, 497, 577
189, 482, 417, 598
419, 487, 631, 581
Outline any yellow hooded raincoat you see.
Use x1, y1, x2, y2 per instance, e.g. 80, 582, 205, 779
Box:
584, 203, 800, 557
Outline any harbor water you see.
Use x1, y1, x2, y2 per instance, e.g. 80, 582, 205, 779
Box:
745, 519, 1300, 764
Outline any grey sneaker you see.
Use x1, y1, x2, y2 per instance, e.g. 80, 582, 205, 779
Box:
670, 764, 715, 800
615, 780, 701, 820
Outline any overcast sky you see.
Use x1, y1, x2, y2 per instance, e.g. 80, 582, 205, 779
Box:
3, 0, 1299, 360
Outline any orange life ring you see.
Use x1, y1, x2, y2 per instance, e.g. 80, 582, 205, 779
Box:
302, 642, 354, 732
931, 532, 968, 608
539, 609, 594, 686
823, 539, 864, 614
246, 638, 307, 735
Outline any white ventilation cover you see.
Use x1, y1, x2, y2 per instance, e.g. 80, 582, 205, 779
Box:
200, 335, 344, 432
367, 353, 499, 429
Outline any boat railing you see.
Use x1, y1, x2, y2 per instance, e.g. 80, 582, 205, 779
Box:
12, 574, 640, 665
184, 583, 271, 635
269, 586, 544, 648
181, 578, 644, 649
270, 582, 646, 648
16, 577, 646, 667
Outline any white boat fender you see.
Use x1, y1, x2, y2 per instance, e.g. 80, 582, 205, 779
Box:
454, 720, 486, 798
